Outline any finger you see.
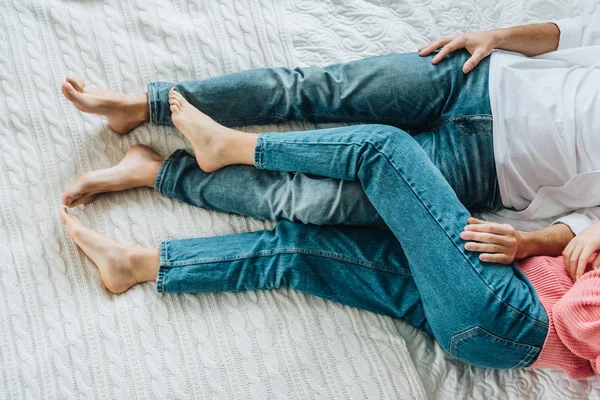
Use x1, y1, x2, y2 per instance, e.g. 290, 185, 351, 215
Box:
467, 217, 486, 224
575, 248, 594, 280
464, 242, 505, 254
569, 245, 584, 280
418, 38, 453, 56
479, 253, 512, 264
432, 40, 464, 64
593, 253, 600, 270
460, 231, 510, 245
464, 223, 511, 235
563, 241, 574, 268
462, 51, 486, 74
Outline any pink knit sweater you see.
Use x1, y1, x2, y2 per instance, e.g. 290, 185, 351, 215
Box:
517, 256, 599, 378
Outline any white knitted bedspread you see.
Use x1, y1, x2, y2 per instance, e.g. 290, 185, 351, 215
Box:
0, 0, 598, 399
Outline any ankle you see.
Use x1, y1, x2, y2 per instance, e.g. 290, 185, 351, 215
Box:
125, 93, 149, 124
142, 159, 162, 188
128, 247, 160, 283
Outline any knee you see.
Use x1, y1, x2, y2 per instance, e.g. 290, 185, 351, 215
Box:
362, 125, 420, 153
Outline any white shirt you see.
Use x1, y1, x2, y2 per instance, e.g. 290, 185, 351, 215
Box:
481, 15, 600, 235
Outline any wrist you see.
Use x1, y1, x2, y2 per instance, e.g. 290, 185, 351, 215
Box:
490, 28, 509, 49
516, 230, 532, 259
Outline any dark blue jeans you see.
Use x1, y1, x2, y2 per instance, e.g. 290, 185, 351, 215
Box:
152, 52, 549, 369
150, 51, 501, 225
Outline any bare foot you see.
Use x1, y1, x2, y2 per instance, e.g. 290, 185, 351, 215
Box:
62, 145, 163, 208
59, 209, 159, 294
62, 76, 149, 134
168, 88, 241, 172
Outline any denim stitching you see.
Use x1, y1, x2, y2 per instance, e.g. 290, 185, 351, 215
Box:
254, 136, 265, 168
427, 114, 493, 131
159, 246, 411, 275
147, 83, 158, 125
212, 112, 421, 127
156, 242, 168, 292
257, 132, 547, 327
449, 326, 540, 368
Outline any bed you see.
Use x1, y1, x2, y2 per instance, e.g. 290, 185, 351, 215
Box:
0, 0, 598, 398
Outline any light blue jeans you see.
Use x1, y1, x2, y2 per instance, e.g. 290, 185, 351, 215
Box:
150, 51, 549, 369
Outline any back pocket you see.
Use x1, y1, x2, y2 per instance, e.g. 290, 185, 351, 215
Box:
449, 326, 540, 369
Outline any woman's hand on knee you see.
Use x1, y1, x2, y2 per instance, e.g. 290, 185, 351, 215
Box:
418, 31, 497, 74
459, 217, 523, 264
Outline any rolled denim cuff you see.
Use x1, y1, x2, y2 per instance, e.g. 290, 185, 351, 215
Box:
147, 81, 175, 126
156, 242, 169, 292
154, 149, 192, 196
254, 134, 267, 169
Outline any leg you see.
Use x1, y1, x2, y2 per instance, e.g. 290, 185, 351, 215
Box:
62, 51, 490, 134
150, 51, 490, 128
61, 144, 383, 226
205, 123, 547, 368
158, 221, 427, 331
60, 209, 428, 334
155, 150, 383, 226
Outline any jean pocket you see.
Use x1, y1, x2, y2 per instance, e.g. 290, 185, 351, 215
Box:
453, 115, 493, 136
449, 326, 540, 369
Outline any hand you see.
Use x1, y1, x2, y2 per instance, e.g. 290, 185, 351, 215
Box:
418, 31, 498, 74
562, 223, 600, 281
459, 218, 523, 264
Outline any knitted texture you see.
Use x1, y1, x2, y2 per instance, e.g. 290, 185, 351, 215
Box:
518, 256, 594, 378
0, 0, 425, 399
0, 0, 599, 399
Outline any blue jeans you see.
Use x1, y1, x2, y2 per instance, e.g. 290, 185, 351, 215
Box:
156, 124, 548, 369
150, 51, 501, 225
151, 52, 549, 369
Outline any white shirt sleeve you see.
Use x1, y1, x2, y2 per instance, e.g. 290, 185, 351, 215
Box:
552, 209, 600, 235
552, 15, 600, 50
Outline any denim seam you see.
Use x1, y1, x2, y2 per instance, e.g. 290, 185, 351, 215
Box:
211, 112, 422, 128
154, 156, 174, 196
156, 242, 169, 292
147, 83, 158, 125
159, 246, 412, 275
257, 132, 547, 327
254, 136, 265, 168
449, 326, 540, 369
449, 326, 539, 354
514, 346, 539, 369
427, 114, 493, 131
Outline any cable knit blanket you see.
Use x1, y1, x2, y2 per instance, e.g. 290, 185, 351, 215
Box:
0, 0, 599, 398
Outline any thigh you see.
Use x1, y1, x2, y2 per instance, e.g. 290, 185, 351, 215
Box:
255, 124, 548, 369
414, 115, 501, 211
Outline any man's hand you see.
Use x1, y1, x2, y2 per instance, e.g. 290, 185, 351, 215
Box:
459, 218, 523, 264
419, 22, 560, 74
562, 223, 600, 281
418, 31, 497, 74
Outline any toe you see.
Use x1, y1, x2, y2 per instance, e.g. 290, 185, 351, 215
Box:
66, 76, 86, 92
61, 82, 76, 100
59, 208, 68, 224
170, 103, 180, 113
61, 190, 73, 207
172, 90, 188, 105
